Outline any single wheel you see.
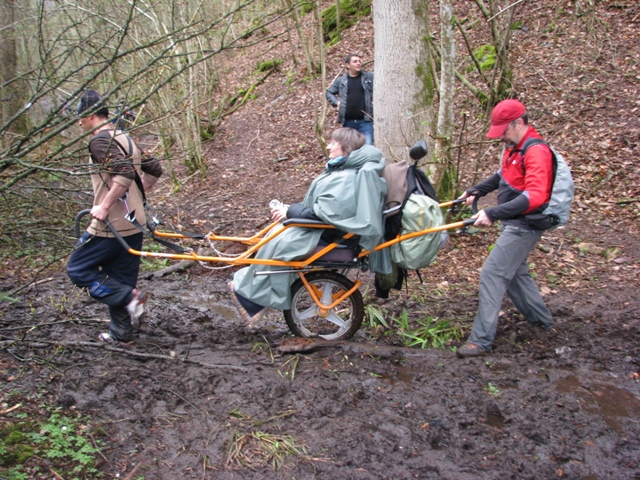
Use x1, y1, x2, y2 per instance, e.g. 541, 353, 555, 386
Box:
283, 271, 364, 340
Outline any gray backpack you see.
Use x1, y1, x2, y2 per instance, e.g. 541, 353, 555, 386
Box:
521, 139, 574, 230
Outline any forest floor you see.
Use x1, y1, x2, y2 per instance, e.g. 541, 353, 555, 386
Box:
2, 1, 640, 479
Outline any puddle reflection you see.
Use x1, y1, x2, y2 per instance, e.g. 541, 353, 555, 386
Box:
555, 375, 640, 433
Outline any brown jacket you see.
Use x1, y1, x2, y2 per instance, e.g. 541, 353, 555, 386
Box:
87, 129, 162, 237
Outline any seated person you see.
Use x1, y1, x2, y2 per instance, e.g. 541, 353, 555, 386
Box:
229, 128, 391, 327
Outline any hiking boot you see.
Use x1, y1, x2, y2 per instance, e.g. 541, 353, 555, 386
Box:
126, 289, 147, 331
98, 332, 134, 346
456, 342, 487, 358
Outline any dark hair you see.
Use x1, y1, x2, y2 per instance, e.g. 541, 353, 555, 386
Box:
343, 54, 361, 65
77, 90, 109, 118
331, 127, 365, 155
509, 113, 529, 127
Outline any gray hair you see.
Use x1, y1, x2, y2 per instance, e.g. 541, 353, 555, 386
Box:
331, 128, 365, 155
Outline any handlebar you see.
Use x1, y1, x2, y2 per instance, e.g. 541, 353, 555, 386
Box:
74, 209, 92, 238
439, 197, 479, 215
73, 208, 136, 252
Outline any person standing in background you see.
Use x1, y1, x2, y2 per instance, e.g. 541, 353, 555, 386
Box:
325, 54, 374, 145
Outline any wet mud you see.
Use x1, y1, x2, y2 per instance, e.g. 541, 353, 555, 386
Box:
2, 268, 639, 479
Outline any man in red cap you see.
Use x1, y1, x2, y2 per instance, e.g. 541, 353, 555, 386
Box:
456, 99, 554, 358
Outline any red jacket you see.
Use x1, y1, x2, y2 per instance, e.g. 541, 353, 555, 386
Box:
468, 126, 553, 225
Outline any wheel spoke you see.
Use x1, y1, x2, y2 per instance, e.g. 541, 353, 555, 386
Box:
295, 305, 318, 321
285, 272, 363, 340
319, 281, 335, 304
324, 311, 347, 329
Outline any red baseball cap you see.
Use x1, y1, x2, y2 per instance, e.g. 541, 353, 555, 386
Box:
486, 99, 526, 138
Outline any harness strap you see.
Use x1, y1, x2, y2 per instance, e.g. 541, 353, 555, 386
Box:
110, 136, 147, 206
125, 211, 188, 254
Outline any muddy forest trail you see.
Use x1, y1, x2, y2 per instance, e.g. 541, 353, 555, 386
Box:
2, 1, 640, 479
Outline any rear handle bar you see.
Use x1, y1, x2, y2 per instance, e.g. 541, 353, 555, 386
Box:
74, 209, 138, 253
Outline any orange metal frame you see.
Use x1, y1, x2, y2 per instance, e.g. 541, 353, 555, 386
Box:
113, 200, 469, 313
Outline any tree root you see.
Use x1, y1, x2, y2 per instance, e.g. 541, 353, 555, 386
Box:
277, 337, 439, 359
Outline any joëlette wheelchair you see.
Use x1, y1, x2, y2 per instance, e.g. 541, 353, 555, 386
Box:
74, 142, 475, 341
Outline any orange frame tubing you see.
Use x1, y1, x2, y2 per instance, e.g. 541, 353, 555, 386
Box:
358, 219, 470, 257
152, 220, 281, 245
117, 200, 470, 310
297, 271, 362, 315
122, 221, 358, 268
129, 200, 469, 266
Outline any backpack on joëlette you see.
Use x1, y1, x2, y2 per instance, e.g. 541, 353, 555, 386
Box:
382, 157, 443, 270
520, 138, 574, 230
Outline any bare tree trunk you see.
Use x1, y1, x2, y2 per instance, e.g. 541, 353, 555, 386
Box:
0, 0, 28, 146
373, 0, 433, 163
335, 0, 341, 42
313, 0, 328, 148
433, 0, 456, 197
283, 0, 317, 75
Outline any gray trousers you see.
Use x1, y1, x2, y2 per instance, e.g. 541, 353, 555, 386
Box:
468, 225, 553, 350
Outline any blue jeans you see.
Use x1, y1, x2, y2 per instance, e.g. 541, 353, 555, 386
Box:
67, 232, 143, 341
468, 226, 553, 351
344, 119, 374, 145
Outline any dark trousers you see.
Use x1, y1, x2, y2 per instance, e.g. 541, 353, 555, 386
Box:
67, 232, 143, 341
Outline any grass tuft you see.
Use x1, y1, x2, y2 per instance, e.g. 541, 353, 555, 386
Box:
225, 430, 308, 471
392, 309, 462, 349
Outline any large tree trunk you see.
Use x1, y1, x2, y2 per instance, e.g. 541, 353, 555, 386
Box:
373, 0, 433, 163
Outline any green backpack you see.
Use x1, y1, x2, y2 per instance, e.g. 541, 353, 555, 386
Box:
390, 193, 444, 270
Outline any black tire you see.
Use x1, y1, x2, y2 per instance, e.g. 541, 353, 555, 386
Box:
283, 271, 364, 340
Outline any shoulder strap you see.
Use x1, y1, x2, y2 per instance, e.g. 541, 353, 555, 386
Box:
519, 138, 558, 204
408, 164, 438, 201
520, 137, 547, 154
519, 138, 556, 173
109, 133, 147, 205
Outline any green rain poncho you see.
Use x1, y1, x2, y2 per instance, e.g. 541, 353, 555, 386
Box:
232, 144, 391, 310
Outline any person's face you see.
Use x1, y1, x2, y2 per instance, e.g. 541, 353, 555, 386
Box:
78, 114, 94, 132
499, 118, 524, 145
345, 56, 362, 76
328, 139, 345, 159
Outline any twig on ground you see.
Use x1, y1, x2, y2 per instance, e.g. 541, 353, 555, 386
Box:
487, 0, 527, 22
9, 277, 55, 296
276, 337, 440, 359
123, 462, 144, 480
247, 124, 261, 151
142, 259, 196, 279
1, 339, 250, 371
530, 64, 560, 93
0, 404, 22, 415
0, 318, 105, 332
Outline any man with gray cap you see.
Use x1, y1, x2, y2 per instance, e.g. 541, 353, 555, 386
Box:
67, 90, 163, 344
456, 99, 554, 358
